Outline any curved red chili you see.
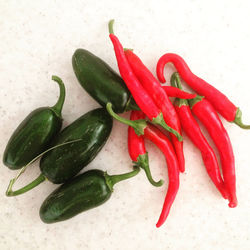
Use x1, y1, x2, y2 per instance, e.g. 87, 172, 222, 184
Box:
128, 112, 163, 187
162, 86, 196, 99
124, 49, 185, 172
131, 110, 179, 227
156, 53, 250, 129
108, 20, 182, 141
144, 123, 179, 228
189, 96, 237, 208
171, 73, 228, 199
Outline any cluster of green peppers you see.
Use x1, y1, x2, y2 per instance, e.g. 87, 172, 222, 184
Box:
3, 49, 142, 223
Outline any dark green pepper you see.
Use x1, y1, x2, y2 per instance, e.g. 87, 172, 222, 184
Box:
3, 76, 65, 170
39, 166, 140, 223
72, 48, 139, 113
6, 108, 113, 196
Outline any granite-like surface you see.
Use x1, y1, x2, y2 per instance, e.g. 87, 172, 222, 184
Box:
0, 1, 250, 249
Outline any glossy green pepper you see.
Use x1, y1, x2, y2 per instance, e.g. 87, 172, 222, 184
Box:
39, 166, 140, 223
3, 76, 65, 170
72, 49, 139, 113
6, 108, 113, 196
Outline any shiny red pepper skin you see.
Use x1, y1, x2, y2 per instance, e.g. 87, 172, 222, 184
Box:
128, 112, 163, 187
128, 125, 146, 162
162, 86, 196, 99
124, 49, 185, 173
190, 97, 237, 207
156, 53, 237, 121
109, 33, 160, 120
132, 111, 179, 227
174, 104, 228, 199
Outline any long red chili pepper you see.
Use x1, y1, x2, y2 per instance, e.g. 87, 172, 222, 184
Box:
188, 95, 237, 207
156, 53, 250, 129
157, 53, 250, 129
131, 110, 179, 228
108, 20, 182, 141
128, 112, 163, 187
162, 86, 196, 99
171, 73, 228, 199
124, 49, 185, 172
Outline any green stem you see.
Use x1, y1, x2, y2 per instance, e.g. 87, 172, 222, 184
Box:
51, 75, 66, 117
106, 102, 147, 135
6, 174, 46, 196
124, 96, 140, 112
5, 139, 82, 197
171, 72, 183, 90
124, 48, 133, 51
152, 113, 183, 141
134, 153, 163, 187
170, 72, 188, 107
188, 95, 204, 109
105, 166, 140, 191
234, 108, 250, 129
108, 19, 115, 34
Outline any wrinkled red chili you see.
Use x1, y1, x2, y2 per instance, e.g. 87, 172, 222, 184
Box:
189, 95, 237, 208
156, 53, 250, 129
171, 73, 228, 199
124, 49, 185, 172
108, 20, 182, 141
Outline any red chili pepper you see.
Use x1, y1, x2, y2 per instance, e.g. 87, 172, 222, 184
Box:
171, 73, 228, 199
156, 53, 250, 129
131, 110, 179, 227
162, 86, 196, 99
189, 95, 237, 208
107, 106, 179, 227
128, 112, 163, 187
108, 20, 182, 141
124, 49, 185, 172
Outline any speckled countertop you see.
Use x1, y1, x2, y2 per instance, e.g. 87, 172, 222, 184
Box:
0, 1, 250, 250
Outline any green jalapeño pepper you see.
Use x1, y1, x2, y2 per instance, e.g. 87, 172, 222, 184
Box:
3, 76, 65, 170
72, 49, 139, 113
6, 108, 113, 197
39, 166, 140, 223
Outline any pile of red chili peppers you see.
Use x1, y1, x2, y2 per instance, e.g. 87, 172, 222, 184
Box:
107, 20, 247, 228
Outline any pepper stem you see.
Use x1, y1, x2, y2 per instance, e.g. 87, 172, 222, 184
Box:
134, 153, 163, 187
188, 95, 204, 109
5, 139, 82, 197
51, 75, 66, 117
105, 166, 140, 191
152, 113, 183, 141
234, 108, 250, 129
106, 102, 147, 135
124, 96, 140, 112
170, 72, 188, 107
6, 174, 46, 196
108, 19, 115, 34
171, 72, 183, 90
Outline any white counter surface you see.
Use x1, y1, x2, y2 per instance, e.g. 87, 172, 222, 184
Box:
0, 1, 250, 249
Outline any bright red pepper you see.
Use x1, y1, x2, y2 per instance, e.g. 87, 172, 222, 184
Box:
124, 49, 185, 172
128, 112, 163, 187
156, 53, 250, 129
107, 107, 179, 227
108, 20, 182, 141
189, 96, 237, 208
145, 125, 179, 227
171, 73, 228, 199
131, 110, 179, 227
162, 86, 196, 99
